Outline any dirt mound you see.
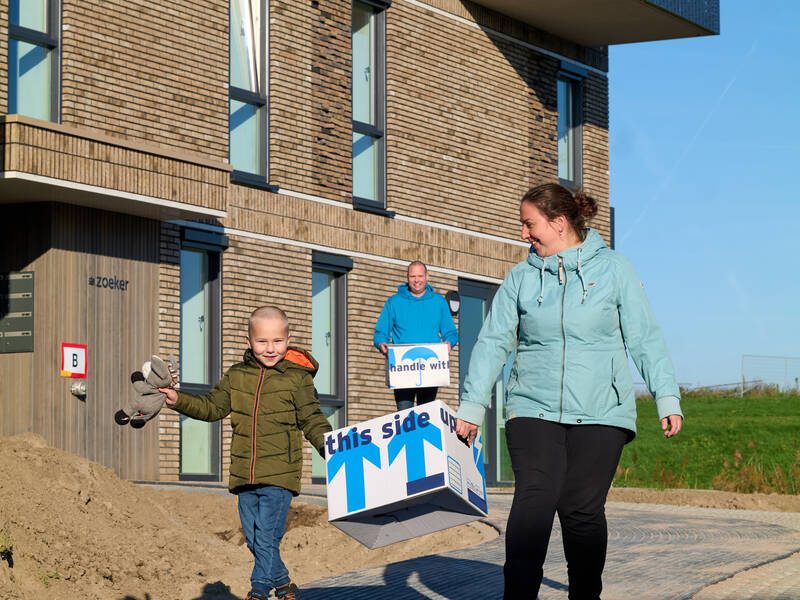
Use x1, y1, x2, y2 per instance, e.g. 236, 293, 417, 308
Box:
608, 486, 800, 512
0, 433, 495, 600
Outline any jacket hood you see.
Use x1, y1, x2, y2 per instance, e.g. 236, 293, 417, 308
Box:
243, 347, 319, 376
525, 228, 608, 306
397, 283, 436, 300
526, 228, 607, 274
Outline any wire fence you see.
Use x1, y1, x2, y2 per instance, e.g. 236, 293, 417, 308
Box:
742, 354, 800, 393
631, 354, 800, 398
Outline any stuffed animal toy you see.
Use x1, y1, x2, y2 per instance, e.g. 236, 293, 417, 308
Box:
114, 355, 178, 429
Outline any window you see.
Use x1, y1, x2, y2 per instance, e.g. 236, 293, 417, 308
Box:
178, 228, 227, 481
351, 1, 386, 212
459, 279, 513, 485
310, 251, 353, 481
8, 0, 59, 121
229, 0, 268, 185
557, 72, 583, 188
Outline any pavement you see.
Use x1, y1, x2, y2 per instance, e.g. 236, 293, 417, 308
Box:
140, 482, 800, 599
294, 486, 800, 600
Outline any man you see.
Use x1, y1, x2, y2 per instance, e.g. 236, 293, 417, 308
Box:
373, 261, 458, 410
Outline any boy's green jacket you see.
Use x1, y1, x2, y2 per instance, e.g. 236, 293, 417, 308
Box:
170, 347, 331, 495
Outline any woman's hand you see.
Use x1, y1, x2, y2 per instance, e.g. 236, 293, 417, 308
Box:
661, 414, 683, 438
455, 418, 479, 446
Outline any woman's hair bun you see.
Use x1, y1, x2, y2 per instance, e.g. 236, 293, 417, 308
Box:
573, 191, 598, 220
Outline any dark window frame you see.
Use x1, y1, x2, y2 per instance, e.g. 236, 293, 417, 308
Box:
311, 251, 352, 411
351, 0, 387, 213
8, 0, 61, 122
229, 0, 272, 187
177, 230, 226, 482
310, 252, 352, 484
557, 67, 584, 190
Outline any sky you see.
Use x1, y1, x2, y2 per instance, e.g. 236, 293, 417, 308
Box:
608, 0, 800, 388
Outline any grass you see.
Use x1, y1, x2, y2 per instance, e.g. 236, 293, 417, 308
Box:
613, 393, 800, 493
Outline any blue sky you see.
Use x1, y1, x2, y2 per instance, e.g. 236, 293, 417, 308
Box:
609, 0, 800, 388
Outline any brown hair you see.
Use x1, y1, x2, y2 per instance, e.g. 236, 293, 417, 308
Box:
521, 183, 598, 234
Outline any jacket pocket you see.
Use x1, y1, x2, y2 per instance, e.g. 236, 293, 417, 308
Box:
611, 354, 633, 405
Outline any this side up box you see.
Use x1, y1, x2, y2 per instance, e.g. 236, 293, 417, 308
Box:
385, 342, 450, 389
324, 400, 487, 548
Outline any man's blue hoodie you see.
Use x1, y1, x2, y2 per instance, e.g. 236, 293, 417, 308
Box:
373, 284, 458, 349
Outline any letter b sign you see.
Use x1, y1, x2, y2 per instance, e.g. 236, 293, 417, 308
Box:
61, 343, 88, 378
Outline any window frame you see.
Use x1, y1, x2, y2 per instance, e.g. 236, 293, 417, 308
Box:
310, 252, 352, 484
8, 0, 60, 122
556, 69, 584, 190
177, 228, 227, 482
351, 0, 387, 214
229, 0, 274, 188
311, 252, 352, 410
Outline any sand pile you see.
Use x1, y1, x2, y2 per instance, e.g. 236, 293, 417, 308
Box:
0, 433, 495, 600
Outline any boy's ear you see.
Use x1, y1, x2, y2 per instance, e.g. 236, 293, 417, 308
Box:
245, 335, 253, 349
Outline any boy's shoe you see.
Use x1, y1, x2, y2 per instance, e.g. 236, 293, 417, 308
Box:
245, 589, 270, 600
274, 581, 299, 599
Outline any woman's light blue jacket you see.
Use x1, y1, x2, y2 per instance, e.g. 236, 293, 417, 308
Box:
456, 229, 681, 439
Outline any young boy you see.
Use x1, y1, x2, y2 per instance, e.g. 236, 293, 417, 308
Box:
160, 306, 331, 600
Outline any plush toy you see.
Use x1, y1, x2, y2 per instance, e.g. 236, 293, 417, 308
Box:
114, 355, 178, 429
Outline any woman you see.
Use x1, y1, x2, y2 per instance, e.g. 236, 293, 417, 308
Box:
455, 183, 683, 600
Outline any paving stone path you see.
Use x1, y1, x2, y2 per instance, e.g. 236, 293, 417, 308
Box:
297, 492, 800, 600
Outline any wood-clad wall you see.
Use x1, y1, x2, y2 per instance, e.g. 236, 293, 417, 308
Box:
0, 203, 161, 480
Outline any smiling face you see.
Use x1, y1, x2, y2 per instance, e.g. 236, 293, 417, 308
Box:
407, 263, 429, 297
247, 317, 290, 368
520, 201, 568, 257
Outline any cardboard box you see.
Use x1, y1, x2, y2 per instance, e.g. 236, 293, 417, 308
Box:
325, 400, 487, 548
385, 342, 450, 389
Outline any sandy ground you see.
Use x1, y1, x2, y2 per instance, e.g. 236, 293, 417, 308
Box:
1, 433, 798, 600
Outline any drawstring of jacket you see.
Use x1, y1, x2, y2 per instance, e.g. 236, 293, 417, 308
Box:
537, 262, 546, 305
577, 248, 587, 304
537, 249, 588, 305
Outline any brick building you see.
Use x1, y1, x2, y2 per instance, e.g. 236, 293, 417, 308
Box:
0, 0, 718, 487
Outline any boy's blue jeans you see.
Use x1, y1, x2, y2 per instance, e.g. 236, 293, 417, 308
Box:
237, 485, 293, 592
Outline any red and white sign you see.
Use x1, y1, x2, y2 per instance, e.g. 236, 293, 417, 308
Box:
61, 343, 88, 378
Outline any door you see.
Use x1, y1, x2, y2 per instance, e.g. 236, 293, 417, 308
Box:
458, 279, 514, 485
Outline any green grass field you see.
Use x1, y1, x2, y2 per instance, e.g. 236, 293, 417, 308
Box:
613, 394, 800, 493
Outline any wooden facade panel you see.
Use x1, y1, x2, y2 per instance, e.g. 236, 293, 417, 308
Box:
0, 204, 160, 480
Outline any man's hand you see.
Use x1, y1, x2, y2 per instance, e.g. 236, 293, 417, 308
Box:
379, 343, 389, 355
159, 387, 178, 406
445, 341, 451, 354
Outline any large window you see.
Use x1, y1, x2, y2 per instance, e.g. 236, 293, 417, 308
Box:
229, 0, 268, 184
310, 252, 352, 481
178, 229, 227, 481
351, 1, 386, 212
8, 0, 59, 121
557, 72, 583, 188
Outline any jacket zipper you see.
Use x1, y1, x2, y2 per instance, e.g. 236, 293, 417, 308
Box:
286, 431, 292, 462
559, 256, 566, 422
249, 366, 266, 484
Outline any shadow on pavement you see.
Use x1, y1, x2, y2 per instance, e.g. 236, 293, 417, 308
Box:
300, 554, 567, 599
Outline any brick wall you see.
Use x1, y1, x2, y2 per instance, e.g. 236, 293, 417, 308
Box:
157, 223, 181, 480
270, 0, 353, 200
0, 0, 7, 115
60, 0, 228, 158
386, 0, 611, 242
